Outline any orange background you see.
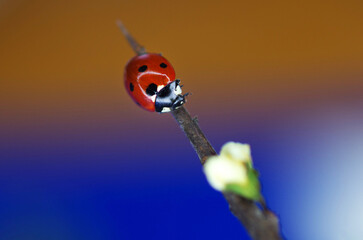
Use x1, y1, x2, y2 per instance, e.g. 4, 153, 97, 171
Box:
1, 0, 362, 127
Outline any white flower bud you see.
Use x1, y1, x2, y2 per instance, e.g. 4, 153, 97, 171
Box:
203, 155, 248, 191
220, 142, 251, 163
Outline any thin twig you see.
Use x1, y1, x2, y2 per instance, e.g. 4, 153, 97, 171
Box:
116, 20, 146, 55
170, 106, 216, 163
171, 106, 283, 240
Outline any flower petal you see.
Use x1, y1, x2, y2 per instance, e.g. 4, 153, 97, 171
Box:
220, 142, 251, 163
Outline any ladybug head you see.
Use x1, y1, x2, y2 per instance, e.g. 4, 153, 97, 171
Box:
155, 80, 187, 113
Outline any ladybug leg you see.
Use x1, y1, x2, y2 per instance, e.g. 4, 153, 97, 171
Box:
171, 95, 185, 109
155, 80, 186, 113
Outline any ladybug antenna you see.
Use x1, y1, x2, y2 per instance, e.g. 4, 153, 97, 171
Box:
116, 20, 146, 55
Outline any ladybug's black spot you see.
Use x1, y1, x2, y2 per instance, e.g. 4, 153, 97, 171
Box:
138, 65, 148, 72
146, 83, 158, 96
129, 83, 134, 92
160, 63, 167, 68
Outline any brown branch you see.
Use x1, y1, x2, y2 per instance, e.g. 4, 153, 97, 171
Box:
116, 20, 146, 55
171, 106, 283, 240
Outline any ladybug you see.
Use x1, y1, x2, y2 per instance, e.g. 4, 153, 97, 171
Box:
118, 21, 187, 113
124, 53, 185, 112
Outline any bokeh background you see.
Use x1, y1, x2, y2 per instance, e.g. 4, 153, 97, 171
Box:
1, 0, 363, 239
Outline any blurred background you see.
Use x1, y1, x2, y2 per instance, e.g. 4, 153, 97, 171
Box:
1, 0, 362, 239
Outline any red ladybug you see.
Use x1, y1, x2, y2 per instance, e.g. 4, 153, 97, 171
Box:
118, 21, 187, 113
